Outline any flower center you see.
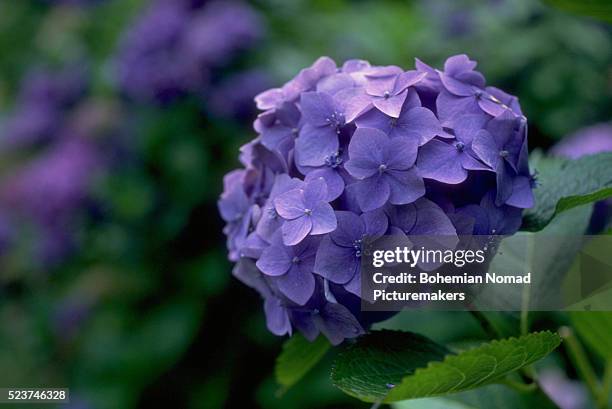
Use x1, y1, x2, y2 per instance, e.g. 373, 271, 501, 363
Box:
499, 150, 509, 158
325, 111, 345, 129
353, 239, 363, 258
291, 127, 299, 135
383, 90, 391, 99
378, 164, 387, 174
292, 256, 300, 264
325, 152, 343, 168
304, 208, 312, 215
455, 141, 465, 152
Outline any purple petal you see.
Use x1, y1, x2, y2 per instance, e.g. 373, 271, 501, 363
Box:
486, 86, 522, 115
233, 259, 271, 298
344, 271, 362, 298
436, 90, 482, 128
355, 108, 393, 134
395, 70, 427, 92
344, 127, 387, 179
453, 114, 489, 144
386, 168, 425, 205
385, 136, 419, 170
506, 175, 535, 209
411, 198, 457, 236
336, 87, 373, 123
317, 303, 364, 345
311, 202, 337, 235
354, 176, 390, 211
330, 211, 365, 247
303, 177, 329, 206
274, 188, 305, 220
305, 168, 344, 201
444, 54, 477, 76
314, 236, 359, 284
316, 73, 354, 95
295, 124, 339, 167
281, 216, 312, 246
495, 161, 514, 206
365, 74, 398, 96
256, 245, 291, 276
373, 89, 408, 118
261, 125, 294, 151
362, 209, 388, 237
386, 203, 417, 233
417, 139, 467, 184
276, 265, 315, 305
456, 204, 490, 235
487, 110, 516, 148
291, 310, 319, 341
264, 297, 291, 335
472, 129, 499, 169
270, 174, 303, 198
255, 88, 284, 110
481, 191, 522, 235
462, 151, 492, 171
456, 70, 486, 88
365, 65, 403, 78
394, 107, 442, 146
479, 97, 510, 117
300, 91, 336, 126
439, 73, 475, 97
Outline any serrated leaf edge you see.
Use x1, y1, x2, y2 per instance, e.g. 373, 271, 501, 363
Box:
385, 331, 561, 402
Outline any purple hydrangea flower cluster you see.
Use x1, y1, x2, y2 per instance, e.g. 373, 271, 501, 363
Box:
116, 0, 265, 105
219, 55, 534, 344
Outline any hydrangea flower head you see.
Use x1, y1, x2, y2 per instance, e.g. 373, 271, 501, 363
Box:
219, 55, 534, 344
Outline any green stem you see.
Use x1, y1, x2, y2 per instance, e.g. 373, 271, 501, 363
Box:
500, 378, 562, 409
559, 326, 601, 402
369, 402, 382, 409
500, 377, 538, 393
520, 233, 534, 336
520, 288, 530, 336
468, 309, 501, 340
597, 360, 612, 409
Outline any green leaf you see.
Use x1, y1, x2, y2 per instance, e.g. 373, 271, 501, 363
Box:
545, 0, 612, 23
275, 334, 331, 391
523, 152, 612, 231
482, 205, 593, 310
331, 330, 450, 402
392, 384, 558, 409
570, 312, 612, 360
332, 330, 560, 403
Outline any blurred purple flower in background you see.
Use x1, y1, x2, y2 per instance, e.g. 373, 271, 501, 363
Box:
1, 138, 101, 263
219, 55, 535, 344
551, 123, 612, 159
116, 0, 265, 110
209, 70, 272, 120
551, 123, 612, 232
0, 64, 112, 266
0, 209, 12, 257
540, 369, 589, 409
2, 65, 88, 148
